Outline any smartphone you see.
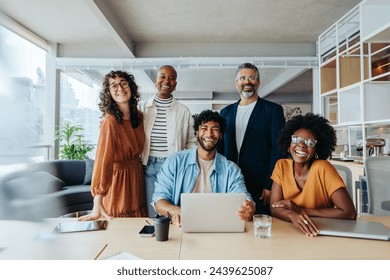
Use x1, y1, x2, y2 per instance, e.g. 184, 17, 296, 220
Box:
138, 225, 155, 237
55, 220, 108, 233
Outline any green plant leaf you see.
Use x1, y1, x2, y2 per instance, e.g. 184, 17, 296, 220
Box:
55, 122, 94, 160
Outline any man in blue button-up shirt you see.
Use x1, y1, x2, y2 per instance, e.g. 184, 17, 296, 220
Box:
152, 110, 255, 226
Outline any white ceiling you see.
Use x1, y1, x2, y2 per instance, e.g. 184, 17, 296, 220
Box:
0, 0, 362, 105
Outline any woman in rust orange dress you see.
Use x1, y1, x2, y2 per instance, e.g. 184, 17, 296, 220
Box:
79, 70, 148, 220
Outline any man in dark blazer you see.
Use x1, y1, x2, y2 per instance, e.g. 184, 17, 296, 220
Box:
218, 63, 285, 215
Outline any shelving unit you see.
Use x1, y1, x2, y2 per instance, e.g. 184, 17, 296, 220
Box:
318, 0, 390, 162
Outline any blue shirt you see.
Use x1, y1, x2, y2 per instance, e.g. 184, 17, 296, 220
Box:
152, 146, 253, 207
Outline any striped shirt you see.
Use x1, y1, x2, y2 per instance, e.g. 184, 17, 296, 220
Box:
149, 95, 172, 157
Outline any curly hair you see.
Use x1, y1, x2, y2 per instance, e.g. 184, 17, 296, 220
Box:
99, 70, 141, 128
277, 113, 337, 160
193, 110, 226, 134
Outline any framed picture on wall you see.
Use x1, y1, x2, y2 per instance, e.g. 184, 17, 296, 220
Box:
282, 103, 312, 121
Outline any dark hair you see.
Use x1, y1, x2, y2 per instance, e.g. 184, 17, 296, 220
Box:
277, 113, 337, 160
157, 65, 177, 78
193, 110, 226, 134
99, 70, 142, 128
235, 62, 260, 80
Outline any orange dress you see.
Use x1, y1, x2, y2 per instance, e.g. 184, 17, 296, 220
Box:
91, 113, 147, 217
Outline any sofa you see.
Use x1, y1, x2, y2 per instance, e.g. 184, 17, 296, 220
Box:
0, 159, 94, 220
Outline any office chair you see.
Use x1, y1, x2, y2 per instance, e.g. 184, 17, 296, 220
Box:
333, 164, 353, 199
365, 157, 390, 216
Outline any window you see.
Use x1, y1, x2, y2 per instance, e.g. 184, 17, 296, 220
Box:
0, 25, 46, 163
59, 72, 101, 159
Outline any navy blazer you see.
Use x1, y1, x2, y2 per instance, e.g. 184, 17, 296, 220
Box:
218, 98, 285, 206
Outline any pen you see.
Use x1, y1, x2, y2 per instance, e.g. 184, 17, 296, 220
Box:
94, 243, 108, 260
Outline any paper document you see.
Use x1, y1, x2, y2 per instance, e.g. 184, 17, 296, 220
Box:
103, 251, 142, 260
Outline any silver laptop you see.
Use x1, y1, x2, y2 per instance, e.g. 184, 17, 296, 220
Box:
180, 193, 246, 233
312, 217, 390, 241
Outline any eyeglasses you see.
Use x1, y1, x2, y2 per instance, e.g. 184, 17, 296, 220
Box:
109, 80, 129, 92
236, 75, 257, 82
291, 135, 317, 148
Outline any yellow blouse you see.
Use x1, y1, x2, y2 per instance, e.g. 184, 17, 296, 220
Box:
271, 159, 346, 209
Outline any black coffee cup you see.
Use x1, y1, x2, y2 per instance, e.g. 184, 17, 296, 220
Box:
153, 215, 171, 241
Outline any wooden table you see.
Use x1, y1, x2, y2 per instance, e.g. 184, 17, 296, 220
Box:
180, 216, 390, 259
0, 218, 182, 260
0, 219, 108, 260
96, 218, 182, 260
0, 216, 389, 260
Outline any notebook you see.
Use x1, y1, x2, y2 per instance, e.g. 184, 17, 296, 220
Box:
180, 193, 246, 233
103, 251, 142, 260
312, 217, 390, 241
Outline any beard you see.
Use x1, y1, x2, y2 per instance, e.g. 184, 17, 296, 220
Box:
240, 90, 255, 98
239, 84, 255, 98
197, 135, 219, 152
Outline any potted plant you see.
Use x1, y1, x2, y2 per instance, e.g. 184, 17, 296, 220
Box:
55, 122, 94, 160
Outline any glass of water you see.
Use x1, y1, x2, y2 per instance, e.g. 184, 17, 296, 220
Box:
253, 214, 272, 239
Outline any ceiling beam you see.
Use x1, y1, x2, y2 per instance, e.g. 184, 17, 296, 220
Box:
0, 12, 48, 51
84, 0, 135, 57
136, 43, 316, 57
259, 68, 308, 98
56, 56, 317, 69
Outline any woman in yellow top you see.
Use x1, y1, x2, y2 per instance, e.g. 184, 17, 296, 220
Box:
270, 113, 356, 236
79, 71, 148, 220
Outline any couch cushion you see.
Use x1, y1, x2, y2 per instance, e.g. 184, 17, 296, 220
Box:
83, 159, 94, 185
36, 160, 86, 185
47, 185, 93, 216
59, 185, 93, 204
5, 171, 66, 199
